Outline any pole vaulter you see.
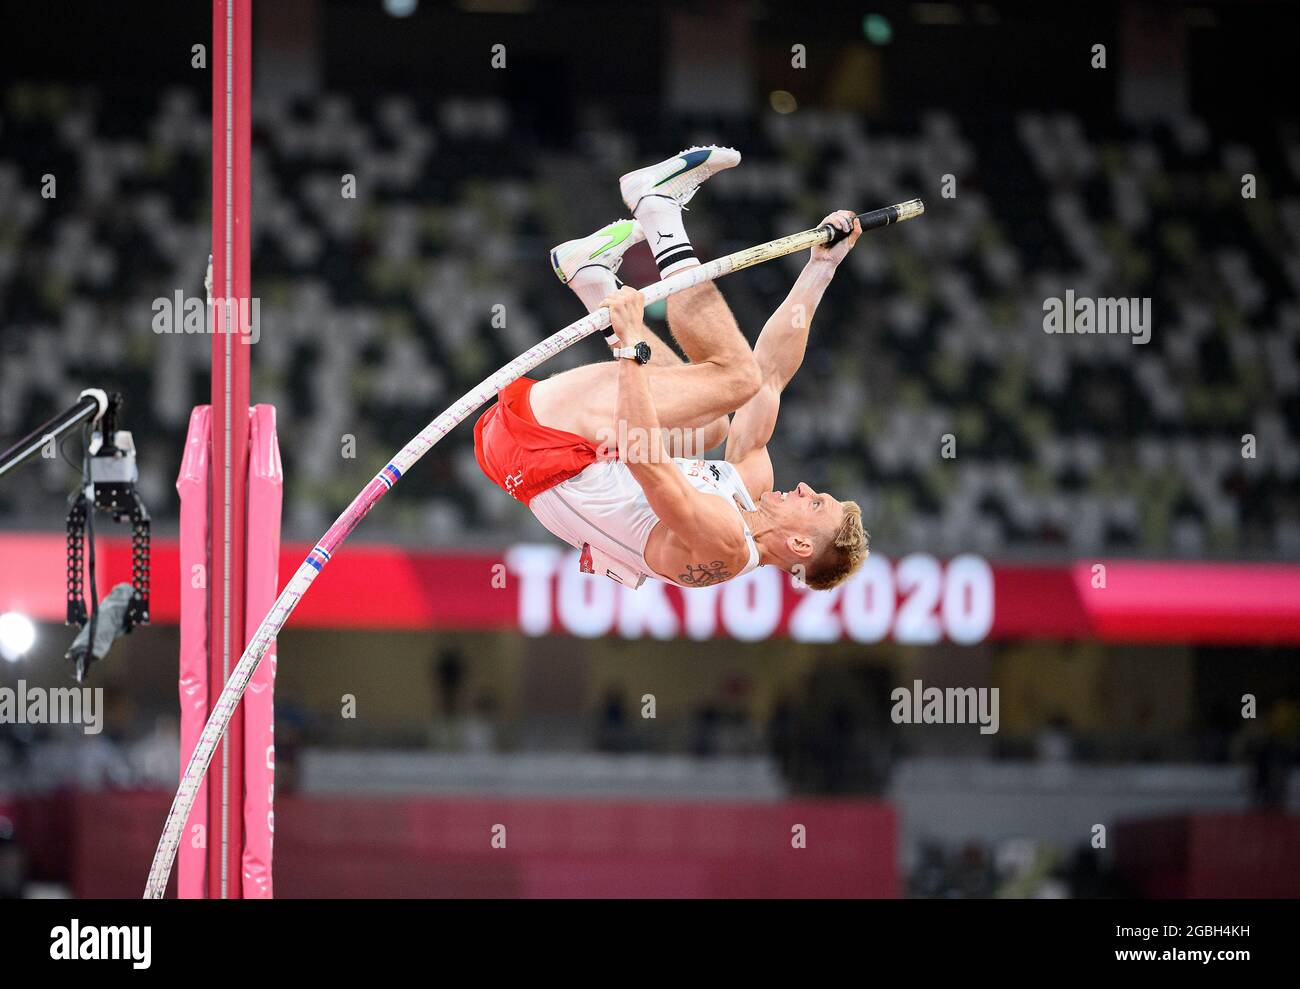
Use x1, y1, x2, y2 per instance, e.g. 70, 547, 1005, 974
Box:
145, 198, 924, 898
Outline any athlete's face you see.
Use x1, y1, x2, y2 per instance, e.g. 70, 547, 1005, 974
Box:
761, 482, 843, 535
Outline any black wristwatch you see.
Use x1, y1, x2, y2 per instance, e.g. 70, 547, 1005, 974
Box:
613, 342, 652, 365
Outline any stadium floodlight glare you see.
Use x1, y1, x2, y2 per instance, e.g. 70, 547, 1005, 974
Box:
863, 14, 893, 44
770, 90, 798, 114
0, 612, 37, 662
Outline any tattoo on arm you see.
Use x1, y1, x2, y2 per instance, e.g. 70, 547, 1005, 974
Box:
677, 561, 732, 587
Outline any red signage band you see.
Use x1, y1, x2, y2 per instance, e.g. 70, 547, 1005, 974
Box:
2, 534, 1298, 645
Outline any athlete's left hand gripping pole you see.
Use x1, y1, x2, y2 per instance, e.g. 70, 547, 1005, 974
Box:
143, 200, 924, 897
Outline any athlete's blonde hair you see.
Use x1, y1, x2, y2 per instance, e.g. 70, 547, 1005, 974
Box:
804, 500, 868, 591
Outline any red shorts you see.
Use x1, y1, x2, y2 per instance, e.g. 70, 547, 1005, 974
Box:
473, 377, 602, 506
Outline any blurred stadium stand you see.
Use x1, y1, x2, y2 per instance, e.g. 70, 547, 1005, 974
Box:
2, 83, 1298, 556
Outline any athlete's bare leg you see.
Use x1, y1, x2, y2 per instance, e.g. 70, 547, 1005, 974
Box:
536, 244, 743, 453
528, 285, 758, 449
665, 281, 746, 366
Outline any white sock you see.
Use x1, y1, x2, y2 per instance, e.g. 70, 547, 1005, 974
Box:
568, 265, 624, 348
568, 265, 618, 313
635, 197, 699, 277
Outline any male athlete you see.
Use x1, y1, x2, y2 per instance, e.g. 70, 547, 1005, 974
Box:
474, 146, 868, 590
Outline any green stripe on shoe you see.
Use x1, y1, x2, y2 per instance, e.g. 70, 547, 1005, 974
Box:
588, 220, 635, 260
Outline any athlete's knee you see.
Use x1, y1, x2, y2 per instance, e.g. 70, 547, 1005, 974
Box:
700, 415, 730, 451
725, 352, 762, 405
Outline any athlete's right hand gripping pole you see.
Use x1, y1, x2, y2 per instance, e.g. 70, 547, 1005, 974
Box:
821, 198, 926, 247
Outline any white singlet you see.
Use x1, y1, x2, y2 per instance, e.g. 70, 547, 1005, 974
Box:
529, 457, 762, 589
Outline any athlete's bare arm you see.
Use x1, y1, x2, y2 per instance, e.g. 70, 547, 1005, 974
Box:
605, 287, 751, 582
726, 210, 862, 497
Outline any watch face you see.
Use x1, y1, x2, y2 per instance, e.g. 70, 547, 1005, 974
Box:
634, 342, 651, 364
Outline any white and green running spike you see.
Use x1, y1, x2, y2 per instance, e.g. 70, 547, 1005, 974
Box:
550, 218, 644, 284
619, 145, 741, 213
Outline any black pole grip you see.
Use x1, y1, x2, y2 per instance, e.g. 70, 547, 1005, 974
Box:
819, 198, 925, 246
